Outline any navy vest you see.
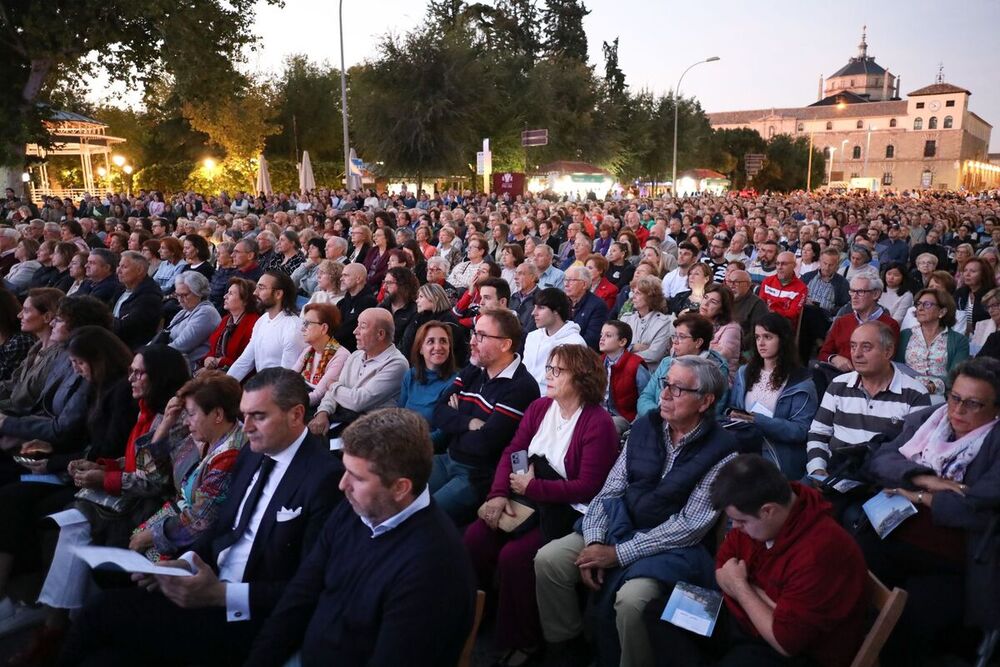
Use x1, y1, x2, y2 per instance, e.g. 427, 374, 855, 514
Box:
623, 412, 737, 531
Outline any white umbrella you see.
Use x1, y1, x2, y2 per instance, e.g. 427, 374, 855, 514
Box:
255, 154, 273, 196
298, 150, 316, 193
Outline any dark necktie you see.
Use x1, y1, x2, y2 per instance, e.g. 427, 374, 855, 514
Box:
218, 456, 276, 552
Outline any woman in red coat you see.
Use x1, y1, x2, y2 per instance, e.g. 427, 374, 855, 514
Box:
463, 344, 619, 666
586, 255, 619, 310
201, 278, 260, 373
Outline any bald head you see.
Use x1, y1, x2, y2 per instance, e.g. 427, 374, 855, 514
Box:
355, 307, 394, 355
776, 251, 797, 280
342, 263, 368, 295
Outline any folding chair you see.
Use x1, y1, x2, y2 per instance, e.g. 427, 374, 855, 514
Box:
457, 589, 486, 667
850, 571, 908, 667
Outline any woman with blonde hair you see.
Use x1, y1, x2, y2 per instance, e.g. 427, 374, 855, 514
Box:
619, 276, 674, 370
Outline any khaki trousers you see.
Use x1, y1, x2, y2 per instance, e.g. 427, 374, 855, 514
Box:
534, 532, 662, 667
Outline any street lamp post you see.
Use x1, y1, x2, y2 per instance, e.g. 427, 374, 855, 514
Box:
828, 148, 837, 184
864, 124, 875, 179
339, 0, 351, 193
672, 56, 720, 194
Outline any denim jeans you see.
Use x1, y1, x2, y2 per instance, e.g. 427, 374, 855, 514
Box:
429, 453, 486, 524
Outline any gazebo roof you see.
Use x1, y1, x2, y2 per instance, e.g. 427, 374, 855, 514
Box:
46, 109, 108, 126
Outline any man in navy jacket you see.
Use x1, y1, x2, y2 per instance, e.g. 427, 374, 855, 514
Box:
565, 265, 610, 349
246, 408, 477, 667
59, 369, 344, 666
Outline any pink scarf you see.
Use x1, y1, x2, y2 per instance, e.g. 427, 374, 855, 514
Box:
898, 404, 998, 481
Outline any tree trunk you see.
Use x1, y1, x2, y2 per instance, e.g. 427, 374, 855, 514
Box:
2, 57, 55, 193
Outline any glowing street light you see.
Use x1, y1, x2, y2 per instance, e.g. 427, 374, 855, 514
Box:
97, 167, 107, 177
672, 56, 720, 192
112, 155, 125, 167
123, 165, 133, 175
203, 158, 216, 170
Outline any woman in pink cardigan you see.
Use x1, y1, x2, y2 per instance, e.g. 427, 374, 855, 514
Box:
701, 283, 741, 384
463, 344, 619, 667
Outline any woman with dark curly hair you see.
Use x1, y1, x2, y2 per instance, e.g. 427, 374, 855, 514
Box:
464, 344, 619, 665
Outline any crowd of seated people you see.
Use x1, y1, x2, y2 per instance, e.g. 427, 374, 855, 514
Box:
0, 185, 995, 666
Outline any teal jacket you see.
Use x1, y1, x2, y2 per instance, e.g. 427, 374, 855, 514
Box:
636, 351, 730, 419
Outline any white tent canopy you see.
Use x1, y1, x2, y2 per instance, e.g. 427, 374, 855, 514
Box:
298, 151, 316, 193
256, 154, 273, 196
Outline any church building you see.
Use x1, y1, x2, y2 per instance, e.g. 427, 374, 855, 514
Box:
707, 30, 999, 191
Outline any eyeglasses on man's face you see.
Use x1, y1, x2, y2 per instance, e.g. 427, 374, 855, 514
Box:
848, 289, 875, 296
662, 382, 701, 398
471, 329, 509, 343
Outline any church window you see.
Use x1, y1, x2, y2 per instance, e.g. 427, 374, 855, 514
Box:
928, 117, 938, 129
882, 172, 893, 185
885, 145, 895, 158
856, 120, 864, 129
889, 118, 897, 128
946, 100, 955, 107
916, 102, 925, 109
913, 117, 923, 130
924, 140, 936, 157
768, 126, 775, 138
826, 121, 833, 130
852, 146, 862, 159
797, 122, 804, 132
943, 116, 953, 129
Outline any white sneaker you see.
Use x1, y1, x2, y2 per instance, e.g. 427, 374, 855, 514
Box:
0, 597, 48, 638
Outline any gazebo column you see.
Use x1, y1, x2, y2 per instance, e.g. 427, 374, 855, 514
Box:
80, 139, 95, 193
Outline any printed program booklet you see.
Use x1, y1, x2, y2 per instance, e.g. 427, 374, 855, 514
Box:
863, 491, 918, 539
660, 582, 724, 637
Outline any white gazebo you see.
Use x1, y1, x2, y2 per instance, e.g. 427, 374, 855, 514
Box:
25, 109, 126, 201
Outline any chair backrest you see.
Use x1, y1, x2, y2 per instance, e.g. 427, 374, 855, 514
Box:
457, 589, 486, 667
850, 571, 908, 667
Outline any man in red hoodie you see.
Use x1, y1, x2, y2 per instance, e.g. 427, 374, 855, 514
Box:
645, 454, 868, 667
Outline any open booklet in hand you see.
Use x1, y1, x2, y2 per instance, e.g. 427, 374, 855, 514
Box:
72, 545, 193, 577
863, 491, 918, 539
660, 582, 724, 637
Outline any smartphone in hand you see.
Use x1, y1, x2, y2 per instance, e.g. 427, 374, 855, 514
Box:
511, 450, 529, 475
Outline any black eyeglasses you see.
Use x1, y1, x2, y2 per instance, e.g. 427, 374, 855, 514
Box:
471, 330, 509, 343
947, 392, 988, 413
848, 289, 875, 296
662, 382, 701, 398
544, 365, 568, 377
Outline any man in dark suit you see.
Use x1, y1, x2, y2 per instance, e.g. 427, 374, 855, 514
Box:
59, 368, 344, 666
110, 251, 163, 350
565, 264, 610, 349
246, 408, 477, 667
76, 248, 121, 306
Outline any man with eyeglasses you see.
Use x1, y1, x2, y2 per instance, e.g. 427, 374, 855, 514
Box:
760, 251, 807, 325
816, 275, 899, 375
430, 309, 539, 523
701, 237, 729, 283
535, 356, 737, 667
726, 269, 768, 354
806, 321, 929, 480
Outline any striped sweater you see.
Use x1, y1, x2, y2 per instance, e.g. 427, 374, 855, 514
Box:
805, 368, 930, 474
431, 355, 540, 471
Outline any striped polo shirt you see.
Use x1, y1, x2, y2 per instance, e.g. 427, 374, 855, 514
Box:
805, 367, 931, 474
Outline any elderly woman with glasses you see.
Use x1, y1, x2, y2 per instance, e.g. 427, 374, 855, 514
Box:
160, 272, 222, 371
292, 303, 349, 407
863, 357, 1000, 663
896, 288, 969, 399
